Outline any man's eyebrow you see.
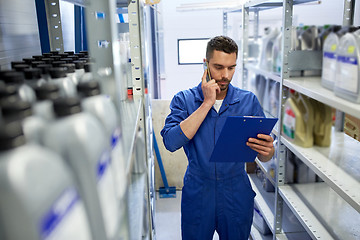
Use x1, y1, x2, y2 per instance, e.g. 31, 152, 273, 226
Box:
213, 64, 237, 68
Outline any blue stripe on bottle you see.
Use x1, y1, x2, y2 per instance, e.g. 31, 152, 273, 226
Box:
40, 188, 79, 239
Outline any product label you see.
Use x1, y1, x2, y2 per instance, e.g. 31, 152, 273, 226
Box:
283, 106, 296, 139
111, 127, 121, 149
40, 188, 92, 240
336, 56, 359, 93
96, 151, 119, 238
348, 45, 355, 54
322, 52, 337, 83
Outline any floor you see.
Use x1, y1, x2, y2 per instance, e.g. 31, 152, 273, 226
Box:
154, 191, 220, 240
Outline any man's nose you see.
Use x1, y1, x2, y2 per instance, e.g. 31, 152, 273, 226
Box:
222, 69, 230, 79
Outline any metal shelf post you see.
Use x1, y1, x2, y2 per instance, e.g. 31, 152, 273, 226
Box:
44, 0, 64, 52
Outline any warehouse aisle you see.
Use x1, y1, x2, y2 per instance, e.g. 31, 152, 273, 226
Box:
155, 191, 220, 240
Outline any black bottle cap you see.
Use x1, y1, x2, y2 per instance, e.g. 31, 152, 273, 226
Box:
42, 53, 52, 57
23, 58, 35, 64
53, 97, 82, 117
59, 53, 69, 58
84, 63, 93, 73
64, 51, 75, 55
0, 70, 15, 79
13, 64, 30, 72
0, 85, 19, 101
77, 81, 100, 97
52, 61, 66, 67
69, 56, 79, 61
37, 64, 53, 75
31, 61, 46, 67
75, 53, 85, 58
0, 121, 26, 151
49, 67, 67, 79
1, 99, 33, 121
11, 61, 26, 68
50, 51, 59, 55
50, 56, 61, 61
2, 72, 25, 84
59, 63, 75, 73
73, 60, 85, 69
35, 83, 60, 101
24, 68, 42, 80
61, 58, 73, 63
41, 58, 53, 64
33, 55, 44, 60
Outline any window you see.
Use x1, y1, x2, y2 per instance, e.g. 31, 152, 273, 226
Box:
178, 38, 209, 65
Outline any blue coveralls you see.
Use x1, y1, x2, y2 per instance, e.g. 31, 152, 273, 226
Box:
161, 83, 265, 240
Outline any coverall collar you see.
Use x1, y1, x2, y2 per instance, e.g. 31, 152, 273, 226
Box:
195, 82, 241, 114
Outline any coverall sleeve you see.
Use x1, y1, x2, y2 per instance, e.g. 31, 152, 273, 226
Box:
160, 93, 190, 152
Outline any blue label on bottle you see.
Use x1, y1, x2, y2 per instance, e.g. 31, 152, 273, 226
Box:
323, 51, 336, 59
97, 151, 111, 179
337, 55, 358, 65
111, 128, 121, 149
40, 188, 79, 239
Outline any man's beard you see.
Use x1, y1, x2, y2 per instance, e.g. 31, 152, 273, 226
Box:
216, 78, 230, 91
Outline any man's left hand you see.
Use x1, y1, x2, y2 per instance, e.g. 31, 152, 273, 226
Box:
246, 134, 274, 162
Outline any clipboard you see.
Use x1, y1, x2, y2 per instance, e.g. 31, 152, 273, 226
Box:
209, 116, 278, 162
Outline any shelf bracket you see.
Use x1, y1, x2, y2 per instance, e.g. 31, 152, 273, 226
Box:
44, 0, 64, 52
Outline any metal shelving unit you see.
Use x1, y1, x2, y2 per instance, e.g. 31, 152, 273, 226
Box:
41, 0, 155, 239
225, 0, 360, 239
283, 77, 360, 119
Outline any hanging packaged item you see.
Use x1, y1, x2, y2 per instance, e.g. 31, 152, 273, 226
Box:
334, 29, 360, 103
254, 74, 267, 107
282, 91, 314, 148
298, 25, 322, 76
269, 80, 280, 117
310, 99, 332, 147
258, 27, 279, 71
271, 27, 301, 76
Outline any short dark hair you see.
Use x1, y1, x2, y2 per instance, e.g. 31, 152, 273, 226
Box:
206, 36, 238, 61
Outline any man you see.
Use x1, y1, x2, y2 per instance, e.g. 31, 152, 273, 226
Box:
161, 36, 274, 240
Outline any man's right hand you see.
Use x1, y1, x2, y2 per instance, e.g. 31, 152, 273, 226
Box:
201, 69, 220, 107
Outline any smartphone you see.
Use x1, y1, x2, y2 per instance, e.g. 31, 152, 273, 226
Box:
203, 61, 212, 82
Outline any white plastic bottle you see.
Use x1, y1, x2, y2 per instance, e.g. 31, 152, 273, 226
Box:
80, 63, 94, 83
0, 121, 92, 240
42, 97, 119, 240
2, 71, 37, 103
48, 67, 77, 97
322, 26, 358, 90
73, 60, 86, 81
334, 29, 360, 103
23, 68, 47, 88
59, 63, 78, 85
77, 81, 125, 199
33, 83, 60, 121
1, 99, 46, 144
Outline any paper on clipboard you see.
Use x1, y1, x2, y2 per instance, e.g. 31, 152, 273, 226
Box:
209, 116, 278, 162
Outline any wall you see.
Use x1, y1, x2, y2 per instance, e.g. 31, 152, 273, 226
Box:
157, 0, 225, 100
0, 0, 42, 69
